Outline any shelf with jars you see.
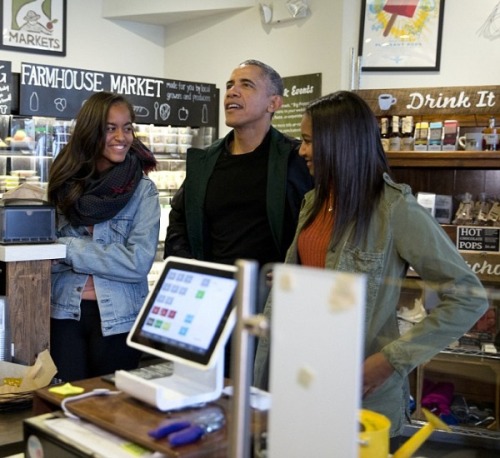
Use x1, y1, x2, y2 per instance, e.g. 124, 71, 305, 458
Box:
379, 114, 498, 156
0, 116, 72, 193
357, 85, 499, 156
132, 124, 217, 266
0, 114, 215, 197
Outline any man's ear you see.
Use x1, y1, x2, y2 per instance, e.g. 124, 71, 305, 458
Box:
268, 95, 283, 114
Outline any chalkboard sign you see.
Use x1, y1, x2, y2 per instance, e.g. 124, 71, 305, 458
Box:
19, 62, 219, 127
272, 73, 322, 139
0, 61, 13, 115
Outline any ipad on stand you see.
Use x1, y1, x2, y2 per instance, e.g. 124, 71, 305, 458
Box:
115, 256, 238, 411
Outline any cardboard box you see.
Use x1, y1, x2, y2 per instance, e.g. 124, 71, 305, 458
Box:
417, 193, 453, 224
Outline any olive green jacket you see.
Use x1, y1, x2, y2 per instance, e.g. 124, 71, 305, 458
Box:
254, 174, 489, 436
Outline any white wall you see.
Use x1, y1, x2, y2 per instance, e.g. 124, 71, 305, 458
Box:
162, 0, 500, 135
162, 1, 345, 135
3, 0, 499, 133
3, 0, 165, 77
354, 0, 500, 89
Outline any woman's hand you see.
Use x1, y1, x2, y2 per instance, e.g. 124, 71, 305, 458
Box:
362, 352, 395, 398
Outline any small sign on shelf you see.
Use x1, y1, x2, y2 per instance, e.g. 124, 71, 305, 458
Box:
456, 226, 500, 252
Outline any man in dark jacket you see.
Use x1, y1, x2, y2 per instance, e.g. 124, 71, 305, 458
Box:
164, 59, 313, 376
165, 59, 312, 265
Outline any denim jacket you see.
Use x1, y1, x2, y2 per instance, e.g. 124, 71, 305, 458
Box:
51, 176, 160, 336
254, 174, 488, 436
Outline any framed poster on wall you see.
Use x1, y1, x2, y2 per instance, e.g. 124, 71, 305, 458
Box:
0, 0, 66, 56
358, 0, 445, 72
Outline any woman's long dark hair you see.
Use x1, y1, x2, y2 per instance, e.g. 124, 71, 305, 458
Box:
303, 91, 392, 245
47, 92, 137, 215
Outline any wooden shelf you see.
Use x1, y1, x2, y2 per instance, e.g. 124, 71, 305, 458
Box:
370, 85, 500, 440
387, 151, 500, 168
415, 349, 500, 431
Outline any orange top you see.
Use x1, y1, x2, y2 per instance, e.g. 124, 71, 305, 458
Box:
297, 205, 334, 268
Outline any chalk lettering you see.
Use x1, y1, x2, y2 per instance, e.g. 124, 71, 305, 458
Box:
21, 64, 104, 92
109, 75, 162, 98
291, 85, 314, 96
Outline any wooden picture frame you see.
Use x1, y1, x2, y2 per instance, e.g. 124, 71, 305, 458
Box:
0, 0, 66, 57
358, 0, 445, 72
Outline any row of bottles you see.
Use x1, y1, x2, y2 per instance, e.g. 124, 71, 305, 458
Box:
380, 116, 414, 151
379, 116, 499, 152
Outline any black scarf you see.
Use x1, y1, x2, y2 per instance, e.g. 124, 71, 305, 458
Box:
66, 142, 157, 226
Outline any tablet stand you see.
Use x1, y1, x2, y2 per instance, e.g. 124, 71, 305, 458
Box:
115, 352, 224, 411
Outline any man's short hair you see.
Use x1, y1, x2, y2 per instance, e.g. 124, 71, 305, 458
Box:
239, 59, 284, 96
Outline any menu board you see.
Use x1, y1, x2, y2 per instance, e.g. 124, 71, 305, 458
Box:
19, 62, 218, 127
0, 61, 13, 115
272, 73, 322, 139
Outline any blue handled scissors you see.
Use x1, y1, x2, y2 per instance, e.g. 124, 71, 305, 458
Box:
148, 408, 225, 447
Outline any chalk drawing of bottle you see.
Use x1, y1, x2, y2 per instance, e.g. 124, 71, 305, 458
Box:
30, 92, 39, 112
202, 104, 208, 123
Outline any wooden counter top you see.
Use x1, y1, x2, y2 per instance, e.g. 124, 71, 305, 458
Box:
34, 376, 267, 458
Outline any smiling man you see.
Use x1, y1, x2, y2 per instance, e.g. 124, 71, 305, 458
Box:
164, 59, 313, 377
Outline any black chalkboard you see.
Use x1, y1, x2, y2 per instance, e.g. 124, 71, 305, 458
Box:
18, 62, 219, 127
272, 73, 322, 139
0, 61, 13, 115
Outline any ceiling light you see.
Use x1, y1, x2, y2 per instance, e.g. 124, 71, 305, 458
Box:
286, 0, 310, 19
259, 1, 311, 25
260, 3, 273, 24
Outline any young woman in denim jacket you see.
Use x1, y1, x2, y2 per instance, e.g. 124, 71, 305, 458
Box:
253, 91, 489, 438
48, 92, 160, 381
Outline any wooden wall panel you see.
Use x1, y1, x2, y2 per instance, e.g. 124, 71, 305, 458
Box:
6, 260, 51, 365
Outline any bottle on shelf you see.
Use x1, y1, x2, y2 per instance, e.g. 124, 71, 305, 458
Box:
482, 117, 498, 151
428, 121, 443, 151
401, 116, 414, 151
414, 122, 429, 151
443, 120, 459, 151
389, 115, 401, 151
380, 117, 390, 152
